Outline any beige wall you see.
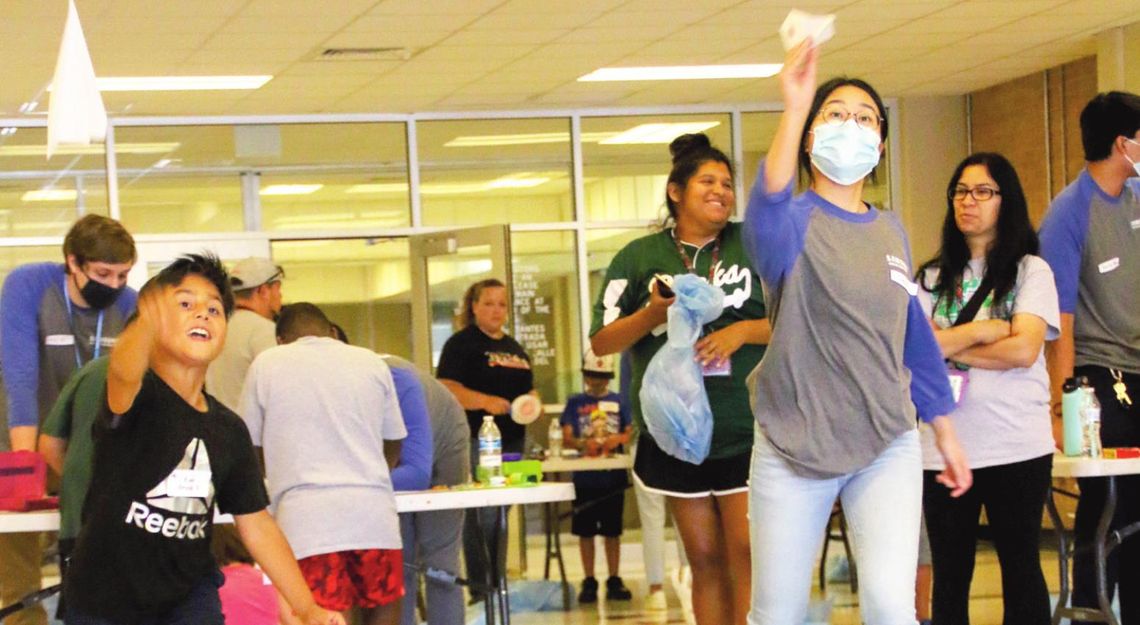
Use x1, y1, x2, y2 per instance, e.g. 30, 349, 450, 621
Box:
969, 56, 1097, 225
896, 96, 969, 265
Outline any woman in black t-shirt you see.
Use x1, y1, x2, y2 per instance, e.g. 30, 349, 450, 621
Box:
437, 278, 534, 452
436, 278, 534, 603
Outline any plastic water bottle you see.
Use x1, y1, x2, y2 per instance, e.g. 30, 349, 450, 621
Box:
477, 416, 505, 486
1080, 381, 1102, 458
548, 417, 563, 458
1062, 377, 1085, 457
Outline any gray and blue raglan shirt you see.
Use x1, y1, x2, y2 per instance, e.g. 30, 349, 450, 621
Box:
1039, 170, 1140, 373
743, 163, 955, 478
1, 262, 137, 430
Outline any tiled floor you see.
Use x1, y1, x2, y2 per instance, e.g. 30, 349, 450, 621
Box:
464, 530, 1068, 625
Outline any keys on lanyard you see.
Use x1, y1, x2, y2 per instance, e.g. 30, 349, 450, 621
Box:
1111, 369, 1132, 407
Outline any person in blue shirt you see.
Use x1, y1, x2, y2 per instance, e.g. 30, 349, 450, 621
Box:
560, 350, 633, 604
1040, 90, 1140, 624
0, 214, 137, 625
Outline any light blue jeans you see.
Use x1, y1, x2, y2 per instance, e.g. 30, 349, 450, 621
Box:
748, 426, 922, 625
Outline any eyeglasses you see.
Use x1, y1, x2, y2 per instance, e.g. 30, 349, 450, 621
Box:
817, 104, 883, 131
950, 186, 1001, 202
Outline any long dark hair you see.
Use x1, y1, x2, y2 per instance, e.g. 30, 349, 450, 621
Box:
663, 133, 733, 225
917, 153, 1038, 317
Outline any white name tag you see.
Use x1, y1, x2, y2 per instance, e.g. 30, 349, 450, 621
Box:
45, 334, 75, 346
167, 469, 212, 498
1098, 257, 1120, 274
1131, 219, 1140, 230
889, 269, 918, 296
598, 401, 620, 413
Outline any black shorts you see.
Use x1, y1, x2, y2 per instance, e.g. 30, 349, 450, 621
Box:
633, 433, 750, 498
571, 488, 625, 537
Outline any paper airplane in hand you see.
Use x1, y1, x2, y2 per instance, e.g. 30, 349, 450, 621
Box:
779, 9, 836, 51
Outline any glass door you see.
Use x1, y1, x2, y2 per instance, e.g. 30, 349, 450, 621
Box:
409, 225, 510, 373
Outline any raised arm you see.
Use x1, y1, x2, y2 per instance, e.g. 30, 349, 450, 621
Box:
764, 41, 817, 195
107, 287, 163, 414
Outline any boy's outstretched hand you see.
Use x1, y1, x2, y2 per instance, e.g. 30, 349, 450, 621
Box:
298, 603, 345, 625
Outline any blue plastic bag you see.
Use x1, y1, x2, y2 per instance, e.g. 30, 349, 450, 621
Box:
639, 273, 724, 464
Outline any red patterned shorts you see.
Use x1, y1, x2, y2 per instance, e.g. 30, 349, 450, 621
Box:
298, 549, 404, 611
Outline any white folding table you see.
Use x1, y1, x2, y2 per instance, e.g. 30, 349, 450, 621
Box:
1047, 455, 1140, 625
0, 483, 576, 625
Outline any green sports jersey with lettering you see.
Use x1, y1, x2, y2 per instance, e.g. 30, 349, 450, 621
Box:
590, 222, 766, 459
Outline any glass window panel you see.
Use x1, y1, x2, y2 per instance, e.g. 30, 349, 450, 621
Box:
417, 119, 573, 227
270, 237, 412, 359
583, 226, 657, 394
0, 246, 63, 286
581, 114, 733, 223
510, 230, 581, 405
115, 125, 244, 233
740, 110, 892, 209
259, 123, 410, 231
0, 127, 106, 236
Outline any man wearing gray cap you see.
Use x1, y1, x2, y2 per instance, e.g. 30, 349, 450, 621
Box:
205, 257, 283, 412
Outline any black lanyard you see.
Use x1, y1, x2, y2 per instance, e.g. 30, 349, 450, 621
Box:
670, 229, 720, 282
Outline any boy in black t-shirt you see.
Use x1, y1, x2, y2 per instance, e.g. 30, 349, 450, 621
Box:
63, 254, 343, 625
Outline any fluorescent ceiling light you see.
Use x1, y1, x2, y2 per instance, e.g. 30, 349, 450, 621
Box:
22, 189, 78, 202
579, 64, 782, 82
598, 122, 721, 144
48, 76, 272, 92
346, 183, 409, 194
0, 142, 179, 157
260, 184, 323, 196
444, 132, 618, 147
486, 174, 549, 189
447, 122, 721, 148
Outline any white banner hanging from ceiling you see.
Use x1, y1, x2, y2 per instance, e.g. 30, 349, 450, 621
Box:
46, 0, 107, 160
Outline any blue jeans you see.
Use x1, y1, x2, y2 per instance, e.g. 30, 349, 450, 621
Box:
65, 572, 224, 625
748, 426, 922, 625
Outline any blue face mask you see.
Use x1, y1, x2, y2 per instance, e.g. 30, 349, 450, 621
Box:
809, 119, 882, 186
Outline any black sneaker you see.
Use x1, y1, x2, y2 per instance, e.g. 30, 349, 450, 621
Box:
578, 576, 599, 604
605, 575, 632, 601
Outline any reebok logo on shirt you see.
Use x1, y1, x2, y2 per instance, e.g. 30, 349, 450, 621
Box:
124, 502, 209, 540
123, 437, 215, 540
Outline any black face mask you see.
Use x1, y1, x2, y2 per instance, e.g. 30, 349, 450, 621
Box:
78, 274, 125, 310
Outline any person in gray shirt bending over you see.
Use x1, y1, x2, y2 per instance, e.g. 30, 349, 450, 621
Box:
741, 42, 971, 625
383, 355, 469, 625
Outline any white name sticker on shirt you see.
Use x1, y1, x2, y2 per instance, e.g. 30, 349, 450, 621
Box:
167, 469, 212, 498
1131, 219, 1140, 230
1098, 257, 1120, 274
889, 269, 919, 296
44, 334, 76, 346
598, 401, 620, 413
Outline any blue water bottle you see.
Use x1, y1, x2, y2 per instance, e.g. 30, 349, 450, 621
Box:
1062, 376, 1085, 457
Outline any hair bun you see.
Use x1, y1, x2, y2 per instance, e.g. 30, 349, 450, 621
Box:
669, 133, 712, 162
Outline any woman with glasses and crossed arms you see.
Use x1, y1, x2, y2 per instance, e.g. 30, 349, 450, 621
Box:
915, 153, 1058, 625
742, 41, 972, 624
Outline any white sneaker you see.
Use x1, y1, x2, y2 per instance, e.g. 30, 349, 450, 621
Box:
645, 589, 667, 611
